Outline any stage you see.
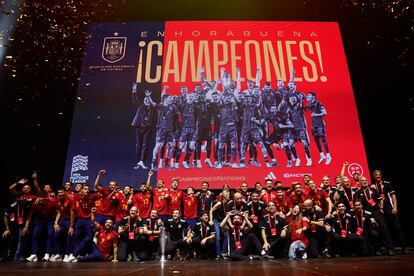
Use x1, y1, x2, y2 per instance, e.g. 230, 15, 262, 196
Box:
1, 254, 413, 276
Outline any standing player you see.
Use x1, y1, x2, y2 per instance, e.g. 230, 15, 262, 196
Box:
150, 86, 178, 171
288, 94, 312, 166
238, 94, 272, 168
131, 83, 156, 169
306, 92, 332, 165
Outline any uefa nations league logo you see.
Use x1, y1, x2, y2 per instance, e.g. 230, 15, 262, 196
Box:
102, 33, 127, 63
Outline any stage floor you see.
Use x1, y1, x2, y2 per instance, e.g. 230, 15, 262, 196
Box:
1, 255, 413, 275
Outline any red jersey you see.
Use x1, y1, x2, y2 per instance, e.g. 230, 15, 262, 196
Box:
290, 217, 309, 247
183, 195, 198, 219
57, 196, 75, 221
274, 196, 293, 215
32, 197, 58, 220
132, 192, 152, 219
95, 188, 123, 217
97, 225, 118, 260
115, 196, 132, 222
74, 193, 101, 219
168, 190, 184, 215
306, 189, 329, 214
152, 188, 169, 215
261, 190, 278, 206
289, 192, 306, 209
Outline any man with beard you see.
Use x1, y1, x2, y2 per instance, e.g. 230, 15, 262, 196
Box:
221, 210, 269, 261
260, 179, 278, 206
274, 187, 293, 220
197, 182, 215, 217
117, 206, 144, 261
247, 191, 267, 238
132, 171, 153, 220
289, 182, 307, 210
143, 209, 163, 260
94, 170, 124, 225
306, 179, 333, 217
76, 207, 118, 262
168, 179, 184, 216
191, 213, 216, 259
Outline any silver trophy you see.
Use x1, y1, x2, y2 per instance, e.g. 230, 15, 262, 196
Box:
159, 226, 166, 262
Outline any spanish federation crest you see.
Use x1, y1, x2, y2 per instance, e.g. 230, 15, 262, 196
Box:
102, 36, 127, 63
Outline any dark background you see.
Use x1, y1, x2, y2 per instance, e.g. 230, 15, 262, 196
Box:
0, 0, 413, 244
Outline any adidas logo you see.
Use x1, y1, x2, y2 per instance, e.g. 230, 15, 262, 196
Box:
266, 172, 277, 180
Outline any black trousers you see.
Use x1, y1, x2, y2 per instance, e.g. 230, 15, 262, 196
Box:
192, 237, 215, 258
384, 211, 407, 248
230, 233, 262, 261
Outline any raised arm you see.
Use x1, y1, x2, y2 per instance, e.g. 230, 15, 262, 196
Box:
255, 67, 261, 87
146, 170, 154, 191
341, 162, 349, 177
32, 171, 41, 195
94, 170, 106, 193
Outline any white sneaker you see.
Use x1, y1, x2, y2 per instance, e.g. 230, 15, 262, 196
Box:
63, 255, 69, 262
174, 162, 179, 169
42, 254, 50, 261
27, 254, 38, 262
238, 162, 246, 168
302, 252, 307, 259
295, 158, 301, 167
204, 158, 213, 168
325, 154, 332, 165
231, 163, 239, 168
306, 158, 312, 166
50, 254, 62, 262
216, 163, 223, 169
138, 161, 148, 169
182, 161, 191, 169
287, 161, 292, 168
64, 255, 76, 263
196, 160, 202, 168
318, 153, 326, 164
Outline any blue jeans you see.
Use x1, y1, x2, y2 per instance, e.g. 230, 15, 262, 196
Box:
54, 220, 73, 255
214, 219, 228, 256
288, 240, 306, 260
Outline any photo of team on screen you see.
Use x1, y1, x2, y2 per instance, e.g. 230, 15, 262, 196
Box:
131, 67, 331, 171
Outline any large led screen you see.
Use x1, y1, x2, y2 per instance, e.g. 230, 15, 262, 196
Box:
64, 21, 369, 188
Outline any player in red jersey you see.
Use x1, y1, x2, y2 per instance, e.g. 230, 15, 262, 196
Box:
76, 207, 118, 262
260, 179, 278, 206
168, 179, 184, 216
115, 185, 134, 228
274, 187, 293, 220
306, 179, 333, 217
50, 187, 75, 262
147, 170, 170, 222
64, 184, 101, 262
94, 170, 124, 225
183, 187, 198, 229
289, 182, 307, 210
